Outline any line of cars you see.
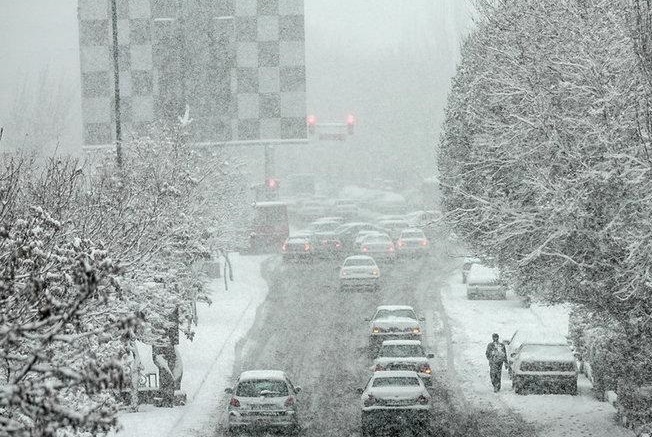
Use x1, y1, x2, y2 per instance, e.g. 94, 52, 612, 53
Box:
358, 305, 435, 436
461, 257, 579, 395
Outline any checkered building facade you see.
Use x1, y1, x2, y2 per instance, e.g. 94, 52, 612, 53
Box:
233, 0, 306, 140
78, 0, 306, 146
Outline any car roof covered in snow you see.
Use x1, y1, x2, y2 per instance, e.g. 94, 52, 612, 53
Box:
254, 201, 287, 208
239, 370, 286, 381
467, 264, 500, 284
518, 344, 575, 362
381, 339, 422, 346
376, 305, 414, 311
372, 370, 420, 379
345, 255, 375, 261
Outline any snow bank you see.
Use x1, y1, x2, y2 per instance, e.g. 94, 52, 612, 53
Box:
441, 272, 634, 437
111, 254, 274, 437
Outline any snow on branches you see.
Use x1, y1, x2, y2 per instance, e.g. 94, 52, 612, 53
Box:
438, 0, 652, 323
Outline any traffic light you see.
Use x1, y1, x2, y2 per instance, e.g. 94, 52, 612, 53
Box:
265, 177, 279, 190
346, 114, 356, 135
307, 115, 317, 135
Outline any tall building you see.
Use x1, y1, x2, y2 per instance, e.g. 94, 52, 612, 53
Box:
77, 0, 306, 146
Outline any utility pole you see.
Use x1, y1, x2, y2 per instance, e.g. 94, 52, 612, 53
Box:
110, 0, 123, 168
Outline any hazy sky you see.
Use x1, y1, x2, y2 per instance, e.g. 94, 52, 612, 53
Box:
0, 0, 471, 167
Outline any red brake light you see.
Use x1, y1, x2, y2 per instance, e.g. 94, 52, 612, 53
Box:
364, 395, 376, 407
304, 243, 310, 251
417, 395, 429, 405
284, 396, 295, 407
388, 245, 395, 252
362, 246, 369, 252
230, 397, 240, 407
420, 240, 428, 246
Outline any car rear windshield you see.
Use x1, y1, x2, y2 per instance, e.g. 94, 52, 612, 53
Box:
375, 309, 416, 319
365, 235, 391, 243
401, 230, 424, 238
372, 376, 420, 387
379, 345, 425, 357
520, 361, 575, 372
236, 379, 289, 397
344, 258, 375, 267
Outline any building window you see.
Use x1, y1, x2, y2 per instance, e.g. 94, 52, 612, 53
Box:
280, 66, 305, 92
236, 17, 257, 42
82, 71, 111, 98
80, 19, 109, 46
279, 15, 304, 41
132, 70, 153, 95
237, 68, 258, 93
238, 119, 260, 140
258, 0, 278, 15
281, 117, 306, 139
258, 41, 279, 67
260, 93, 281, 118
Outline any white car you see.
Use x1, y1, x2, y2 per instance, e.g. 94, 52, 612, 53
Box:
395, 228, 429, 257
358, 371, 431, 436
466, 263, 506, 299
224, 370, 301, 434
372, 340, 435, 386
360, 233, 396, 261
339, 255, 380, 292
366, 305, 424, 350
511, 343, 578, 395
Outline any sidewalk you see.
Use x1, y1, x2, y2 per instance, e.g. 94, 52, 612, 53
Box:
441, 272, 634, 437
111, 254, 274, 437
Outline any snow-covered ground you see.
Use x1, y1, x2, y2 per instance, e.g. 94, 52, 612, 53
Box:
111, 254, 275, 437
442, 273, 634, 437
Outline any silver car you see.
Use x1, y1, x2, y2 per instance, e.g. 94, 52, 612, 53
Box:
358, 371, 431, 437
372, 340, 435, 387
224, 370, 301, 434
339, 255, 380, 292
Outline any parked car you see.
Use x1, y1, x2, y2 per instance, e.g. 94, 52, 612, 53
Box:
504, 330, 571, 377
465, 263, 506, 299
396, 228, 429, 257
461, 256, 481, 283
339, 255, 380, 292
360, 233, 396, 262
366, 305, 424, 351
511, 343, 578, 395
358, 371, 431, 436
224, 370, 302, 434
281, 235, 316, 262
372, 340, 435, 387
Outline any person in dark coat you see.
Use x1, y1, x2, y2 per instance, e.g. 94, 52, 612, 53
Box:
486, 333, 508, 392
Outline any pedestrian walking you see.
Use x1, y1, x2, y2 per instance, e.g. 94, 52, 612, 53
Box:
485, 333, 507, 392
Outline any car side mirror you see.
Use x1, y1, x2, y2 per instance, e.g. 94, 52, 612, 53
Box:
427, 353, 435, 359
224, 387, 233, 394
294, 386, 302, 393
356, 388, 364, 394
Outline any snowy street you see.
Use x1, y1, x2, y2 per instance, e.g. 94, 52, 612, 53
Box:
114, 247, 634, 437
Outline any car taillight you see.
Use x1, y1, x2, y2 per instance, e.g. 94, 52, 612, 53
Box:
419, 363, 432, 374
364, 395, 376, 407
398, 240, 406, 247
230, 397, 240, 407
417, 395, 429, 405
371, 269, 380, 276
304, 243, 311, 251
335, 241, 342, 248
387, 245, 395, 252
284, 396, 295, 407
341, 270, 347, 276
362, 246, 369, 252
412, 327, 421, 334
374, 364, 384, 371
420, 240, 429, 246
372, 327, 381, 333
282, 243, 288, 252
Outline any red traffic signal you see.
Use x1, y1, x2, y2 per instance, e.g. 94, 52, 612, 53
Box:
265, 177, 279, 189
307, 115, 317, 135
346, 114, 355, 135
